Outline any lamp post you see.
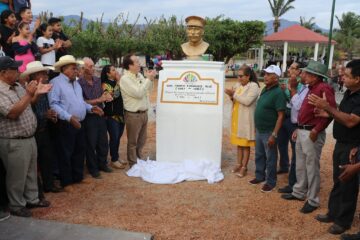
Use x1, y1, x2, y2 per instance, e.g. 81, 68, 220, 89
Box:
326, 0, 336, 68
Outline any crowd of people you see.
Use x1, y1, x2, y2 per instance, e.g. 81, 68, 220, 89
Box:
0, 1, 157, 221
226, 59, 360, 239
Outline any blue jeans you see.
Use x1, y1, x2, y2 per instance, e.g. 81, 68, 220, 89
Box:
106, 117, 125, 162
255, 131, 278, 187
278, 117, 297, 186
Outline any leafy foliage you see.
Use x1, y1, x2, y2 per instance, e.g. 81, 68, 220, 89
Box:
300, 16, 316, 30
205, 16, 265, 63
334, 12, 360, 60
62, 14, 264, 65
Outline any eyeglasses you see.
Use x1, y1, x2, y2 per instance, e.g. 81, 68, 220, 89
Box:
238, 75, 244, 78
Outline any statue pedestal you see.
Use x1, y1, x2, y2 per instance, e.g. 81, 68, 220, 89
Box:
156, 60, 225, 168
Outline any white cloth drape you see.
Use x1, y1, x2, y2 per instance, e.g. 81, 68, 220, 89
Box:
127, 159, 224, 184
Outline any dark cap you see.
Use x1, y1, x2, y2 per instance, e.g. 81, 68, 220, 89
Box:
0, 56, 23, 70
48, 17, 62, 25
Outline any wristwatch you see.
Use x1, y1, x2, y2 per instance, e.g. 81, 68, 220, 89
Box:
271, 132, 278, 138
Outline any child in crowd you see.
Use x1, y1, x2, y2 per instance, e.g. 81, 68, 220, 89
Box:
17, 6, 39, 36
48, 17, 71, 60
36, 23, 61, 66
0, 10, 16, 57
12, 21, 35, 72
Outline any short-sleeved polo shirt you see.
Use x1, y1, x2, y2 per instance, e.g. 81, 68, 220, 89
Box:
333, 89, 360, 143
0, 81, 37, 138
254, 84, 286, 133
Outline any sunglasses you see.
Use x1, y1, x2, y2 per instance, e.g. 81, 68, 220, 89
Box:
238, 75, 244, 78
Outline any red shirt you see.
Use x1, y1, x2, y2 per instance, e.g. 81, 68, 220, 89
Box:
298, 81, 336, 133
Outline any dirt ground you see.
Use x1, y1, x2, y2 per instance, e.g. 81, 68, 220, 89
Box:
33, 79, 359, 240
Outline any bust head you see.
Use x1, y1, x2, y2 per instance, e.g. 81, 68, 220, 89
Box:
185, 16, 205, 46
181, 16, 209, 59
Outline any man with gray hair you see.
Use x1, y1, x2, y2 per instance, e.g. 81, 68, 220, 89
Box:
282, 60, 336, 214
78, 57, 113, 178
49, 55, 103, 192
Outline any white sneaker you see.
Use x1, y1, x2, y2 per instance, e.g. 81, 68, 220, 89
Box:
111, 161, 126, 169
0, 210, 10, 221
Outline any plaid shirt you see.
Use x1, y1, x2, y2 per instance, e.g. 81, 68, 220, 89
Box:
0, 80, 37, 138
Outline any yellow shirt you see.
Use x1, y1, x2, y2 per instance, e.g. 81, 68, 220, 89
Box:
120, 70, 153, 112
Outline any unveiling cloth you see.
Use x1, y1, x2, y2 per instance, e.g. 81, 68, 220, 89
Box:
127, 159, 224, 184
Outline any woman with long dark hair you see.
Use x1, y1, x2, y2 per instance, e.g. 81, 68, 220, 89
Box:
101, 65, 126, 169
225, 65, 260, 177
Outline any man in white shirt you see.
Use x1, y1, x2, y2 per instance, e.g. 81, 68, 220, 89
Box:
120, 54, 156, 166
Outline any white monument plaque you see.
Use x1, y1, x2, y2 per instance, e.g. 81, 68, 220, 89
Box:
156, 60, 225, 168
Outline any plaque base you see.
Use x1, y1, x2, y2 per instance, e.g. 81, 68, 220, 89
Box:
156, 60, 225, 169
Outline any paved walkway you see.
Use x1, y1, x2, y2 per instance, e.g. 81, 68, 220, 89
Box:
0, 216, 153, 240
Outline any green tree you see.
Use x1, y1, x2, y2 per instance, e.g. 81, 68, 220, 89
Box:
141, 16, 186, 59
300, 16, 316, 30
204, 16, 265, 63
334, 12, 360, 60
268, 0, 295, 32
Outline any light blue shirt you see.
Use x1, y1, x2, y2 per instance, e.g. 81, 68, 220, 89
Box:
48, 74, 92, 122
290, 84, 309, 124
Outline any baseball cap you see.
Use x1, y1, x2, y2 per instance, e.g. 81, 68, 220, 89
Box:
0, 56, 22, 70
263, 65, 281, 77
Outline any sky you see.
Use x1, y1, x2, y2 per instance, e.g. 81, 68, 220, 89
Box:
32, 0, 359, 29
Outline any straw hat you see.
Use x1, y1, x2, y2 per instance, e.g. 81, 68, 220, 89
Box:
20, 61, 53, 77
53, 55, 82, 72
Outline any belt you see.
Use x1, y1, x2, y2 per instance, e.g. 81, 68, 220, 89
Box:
5, 135, 34, 139
125, 109, 147, 114
297, 124, 314, 131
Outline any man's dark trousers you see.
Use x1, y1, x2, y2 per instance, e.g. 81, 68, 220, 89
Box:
56, 120, 86, 187
84, 114, 108, 176
328, 142, 359, 229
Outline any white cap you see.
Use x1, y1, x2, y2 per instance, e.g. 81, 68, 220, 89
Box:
263, 65, 281, 77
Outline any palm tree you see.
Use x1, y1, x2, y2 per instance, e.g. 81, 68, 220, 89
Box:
300, 16, 316, 30
268, 0, 296, 32
335, 12, 360, 60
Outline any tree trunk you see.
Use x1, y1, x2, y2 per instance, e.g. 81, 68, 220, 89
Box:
273, 17, 280, 33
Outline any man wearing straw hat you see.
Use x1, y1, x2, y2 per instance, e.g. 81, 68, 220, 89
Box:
21, 61, 63, 194
0, 56, 51, 217
48, 55, 103, 192
282, 60, 336, 214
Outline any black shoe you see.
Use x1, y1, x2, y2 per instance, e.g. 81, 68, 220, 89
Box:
281, 193, 304, 201
44, 186, 64, 193
26, 199, 51, 209
100, 165, 113, 173
300, 202, 318, 214
91, 172, 102, 179
277, 169, 288, 174
278, 185, 292, 193
10, 207, 32, 217
341, 232, 360, 240
328, 224, 349, 235
248, 178, 265, 185
315, 214, 334, 223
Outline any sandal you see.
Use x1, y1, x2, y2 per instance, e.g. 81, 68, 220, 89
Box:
236, 167, 247, 178
231, 164, 242, 173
